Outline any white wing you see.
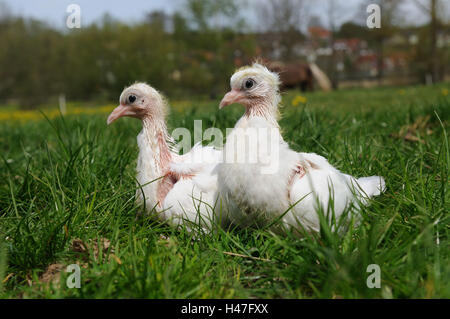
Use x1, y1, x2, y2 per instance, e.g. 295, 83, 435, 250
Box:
162, 143, 222, 231
169, 142, 222, 192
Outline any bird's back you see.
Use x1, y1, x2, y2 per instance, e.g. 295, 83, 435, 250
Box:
287, 152, 385, 233
163, 143, 222, 230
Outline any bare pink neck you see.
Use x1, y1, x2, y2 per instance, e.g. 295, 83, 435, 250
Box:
142, 117, 173, 173
243, 99, 279, 127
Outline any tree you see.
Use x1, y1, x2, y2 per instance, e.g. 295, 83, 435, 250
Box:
412, 0, 447, 83
146, 11, 170, 32
336, 22, 368, 39
257, 0, 310, 61
362, 0, 403, 84
327, 0, 338, 89
0, 1, 12, 22
185, 0, 242, 31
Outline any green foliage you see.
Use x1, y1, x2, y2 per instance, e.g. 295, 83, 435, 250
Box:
0, 84, 448, 298
0, 3, 256, 108
185, 0, 242, 31
0, 0, 448, 109
0, 237, 6, 292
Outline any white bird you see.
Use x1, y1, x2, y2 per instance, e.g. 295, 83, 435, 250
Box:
107, 83, 221, 232
217, 63, 385, 235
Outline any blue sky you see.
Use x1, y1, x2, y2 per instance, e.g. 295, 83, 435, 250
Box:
2, 0, 182, 28
1, 0, 430, 29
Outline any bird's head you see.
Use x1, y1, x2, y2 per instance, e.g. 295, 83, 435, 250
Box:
219, 63, 281, 112
107, 82, 166, 125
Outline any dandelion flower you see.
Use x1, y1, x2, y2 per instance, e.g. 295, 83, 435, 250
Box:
291, 95, 307, 107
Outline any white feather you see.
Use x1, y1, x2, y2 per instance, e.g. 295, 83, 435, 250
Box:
217, 64, 386, 235
116, 83, 223, 233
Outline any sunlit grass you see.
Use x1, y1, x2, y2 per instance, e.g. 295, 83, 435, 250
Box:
0, 105, 115, 122
0, 83, 448, 298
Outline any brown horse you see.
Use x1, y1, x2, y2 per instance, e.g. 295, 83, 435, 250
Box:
267, 61, 314, 92
234, 58, 331, 92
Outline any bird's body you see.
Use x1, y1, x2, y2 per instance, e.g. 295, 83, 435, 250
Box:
217, 63, 385, 234
108, 83, 221, 231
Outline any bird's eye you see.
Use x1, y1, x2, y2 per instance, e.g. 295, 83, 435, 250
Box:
244, 79, 255, 89
128, 95, 136, 103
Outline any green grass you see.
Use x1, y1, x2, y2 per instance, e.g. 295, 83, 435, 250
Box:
0, 83, 449, 298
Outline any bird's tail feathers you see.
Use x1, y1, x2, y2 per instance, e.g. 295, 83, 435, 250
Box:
356, 176, 386, 197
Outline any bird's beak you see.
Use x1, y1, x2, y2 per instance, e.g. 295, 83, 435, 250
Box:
219, 89, 245, 109
107, 104, 134, 125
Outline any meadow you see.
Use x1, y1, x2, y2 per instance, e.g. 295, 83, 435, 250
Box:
0, 83, 448, 298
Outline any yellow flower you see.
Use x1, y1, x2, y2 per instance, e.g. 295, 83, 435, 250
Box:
442, 88, 449, 96
398, 89, 406, 95
292, 95, 307, 107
